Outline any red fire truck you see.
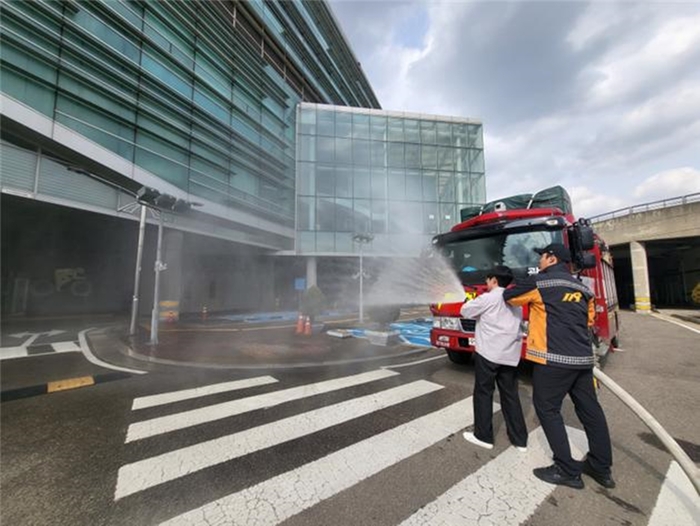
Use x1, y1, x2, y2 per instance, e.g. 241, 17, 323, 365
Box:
430, 186, 620, 365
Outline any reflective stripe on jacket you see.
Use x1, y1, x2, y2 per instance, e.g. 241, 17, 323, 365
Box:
503, 263, 596, 369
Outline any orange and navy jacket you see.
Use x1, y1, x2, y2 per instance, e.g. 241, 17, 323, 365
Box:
503, 263, 596, 369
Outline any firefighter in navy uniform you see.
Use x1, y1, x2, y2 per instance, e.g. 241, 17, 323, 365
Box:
503, 243, 615, 490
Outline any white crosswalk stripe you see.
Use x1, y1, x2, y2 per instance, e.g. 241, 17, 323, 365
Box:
399, 426, 588, 526
115, 379, 443, 499
125, 368, 398, 442
116, 368, 681, 526
0, 340, 81, 360
158, 398, 478, 526
131, 376, 279, 410
647, 461, 700, 526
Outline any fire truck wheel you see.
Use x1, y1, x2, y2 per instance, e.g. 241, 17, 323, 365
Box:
447, 350, 472, 365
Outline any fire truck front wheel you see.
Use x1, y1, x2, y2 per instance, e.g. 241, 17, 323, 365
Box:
447, 350, 472, 365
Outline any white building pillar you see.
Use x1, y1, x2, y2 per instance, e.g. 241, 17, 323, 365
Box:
630, 240, 651, 313
306, 256, 317, 288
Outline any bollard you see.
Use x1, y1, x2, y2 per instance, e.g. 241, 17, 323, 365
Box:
201, 305, 208, 322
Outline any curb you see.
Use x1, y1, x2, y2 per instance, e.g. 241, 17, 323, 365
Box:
1, 371, 132, 402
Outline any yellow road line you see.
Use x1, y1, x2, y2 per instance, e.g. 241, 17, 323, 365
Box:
47, 376, 95, 392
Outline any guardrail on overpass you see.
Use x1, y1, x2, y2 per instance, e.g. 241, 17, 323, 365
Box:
589, 192, 700, 223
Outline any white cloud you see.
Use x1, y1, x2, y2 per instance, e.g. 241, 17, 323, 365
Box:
633, 167, 700, 200
569, 186, 626, 218
330, 1, 700, 219
584, 11, 700, 108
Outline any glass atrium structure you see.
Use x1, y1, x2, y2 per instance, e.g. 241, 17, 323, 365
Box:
297, 104, 485, 256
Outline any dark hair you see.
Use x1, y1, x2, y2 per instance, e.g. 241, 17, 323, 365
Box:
487, 265, 513, 288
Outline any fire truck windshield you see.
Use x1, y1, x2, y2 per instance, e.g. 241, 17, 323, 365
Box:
438, 228, 564, 285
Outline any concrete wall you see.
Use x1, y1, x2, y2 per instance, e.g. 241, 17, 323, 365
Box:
593, 200, 700, 309
594, 201, 700, 246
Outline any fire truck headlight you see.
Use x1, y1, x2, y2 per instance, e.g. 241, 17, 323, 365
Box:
435, 317, 461, 330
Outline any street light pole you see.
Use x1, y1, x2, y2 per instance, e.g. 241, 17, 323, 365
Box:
359, 241, 365, 323
352, 233, 374, 324
129, 204, 147, 336
150, 211, 165, 345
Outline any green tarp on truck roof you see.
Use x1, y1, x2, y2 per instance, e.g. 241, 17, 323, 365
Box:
460, 185, 573, 222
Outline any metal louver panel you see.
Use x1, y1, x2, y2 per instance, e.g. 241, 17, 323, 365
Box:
37, 156, 118, 210
0, 141, 37, 192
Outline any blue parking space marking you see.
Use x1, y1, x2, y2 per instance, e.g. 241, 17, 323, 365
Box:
346, 319, 433, 347
390, 320, 433, 347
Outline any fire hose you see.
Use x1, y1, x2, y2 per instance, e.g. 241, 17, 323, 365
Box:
593, 367, 700, 496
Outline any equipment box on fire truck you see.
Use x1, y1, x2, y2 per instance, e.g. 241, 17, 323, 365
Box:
430, 186, 620, 365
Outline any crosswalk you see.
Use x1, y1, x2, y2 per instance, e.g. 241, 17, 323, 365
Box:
0, 340, 81, 360
115, 369, 700, 525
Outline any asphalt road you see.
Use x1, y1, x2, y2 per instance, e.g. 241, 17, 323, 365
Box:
1, 311, 699, 525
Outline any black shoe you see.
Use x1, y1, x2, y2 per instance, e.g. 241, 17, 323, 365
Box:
533, 464, 584, 489
582, 459, 616, 489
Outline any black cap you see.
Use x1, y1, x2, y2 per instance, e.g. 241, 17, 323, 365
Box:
486, 265, 513, 279
534, 243, 571, 263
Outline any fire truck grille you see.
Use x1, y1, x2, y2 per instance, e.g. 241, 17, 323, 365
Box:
460, 319, 476, 332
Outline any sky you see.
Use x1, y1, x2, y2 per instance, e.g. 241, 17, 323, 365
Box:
328, 0, 700, 218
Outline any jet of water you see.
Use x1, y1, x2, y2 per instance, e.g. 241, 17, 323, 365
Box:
364, 251, 465, 306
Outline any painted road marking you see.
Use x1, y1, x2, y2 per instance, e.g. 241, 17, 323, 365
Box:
384, 354, 446, 369
0, 346, 29, 360
648, 461, 700, 526
115, 380, 443, 500
400, 426, 588, 525
125, 368, 398, 442
157, 397, 481, 525
132, 376, 279, 410
78, 329, 147, 375
0, 340, 81, 360
651, 313, 700, 335
47, 376, 95, 392
51, 341, 81, 353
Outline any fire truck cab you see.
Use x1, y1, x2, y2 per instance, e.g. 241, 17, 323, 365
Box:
430, 187, 620, 365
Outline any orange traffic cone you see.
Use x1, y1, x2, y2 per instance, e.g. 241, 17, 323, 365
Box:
304, 316, 312, 336
295, 313, 305, 334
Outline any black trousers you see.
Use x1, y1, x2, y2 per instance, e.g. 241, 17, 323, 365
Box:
532, 364, 613, 476
473, 353, 528, 447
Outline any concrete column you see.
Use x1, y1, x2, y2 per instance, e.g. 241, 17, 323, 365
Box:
306, 256, 317, 288
630, 240, 651, 313
160, 230, 184, 321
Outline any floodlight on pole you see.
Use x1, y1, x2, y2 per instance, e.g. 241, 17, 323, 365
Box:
352, 232, 374, 324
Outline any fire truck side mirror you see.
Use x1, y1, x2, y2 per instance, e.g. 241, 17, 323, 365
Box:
573, 219, 595, 251
579, 253, 596, 269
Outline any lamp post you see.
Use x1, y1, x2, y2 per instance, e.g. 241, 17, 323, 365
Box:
352, 233, 374, 323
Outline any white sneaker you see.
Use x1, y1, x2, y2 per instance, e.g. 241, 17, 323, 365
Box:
463, 431, 493, 450
514, 445, 528, 452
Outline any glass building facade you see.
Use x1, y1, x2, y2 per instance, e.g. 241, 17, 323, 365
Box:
297, 104, 485, 256
1, 0, 379, 248
0, 0, 486, 316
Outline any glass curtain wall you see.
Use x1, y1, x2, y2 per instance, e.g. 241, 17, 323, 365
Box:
297, 104, 485, 255
1, 1, 379, 231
